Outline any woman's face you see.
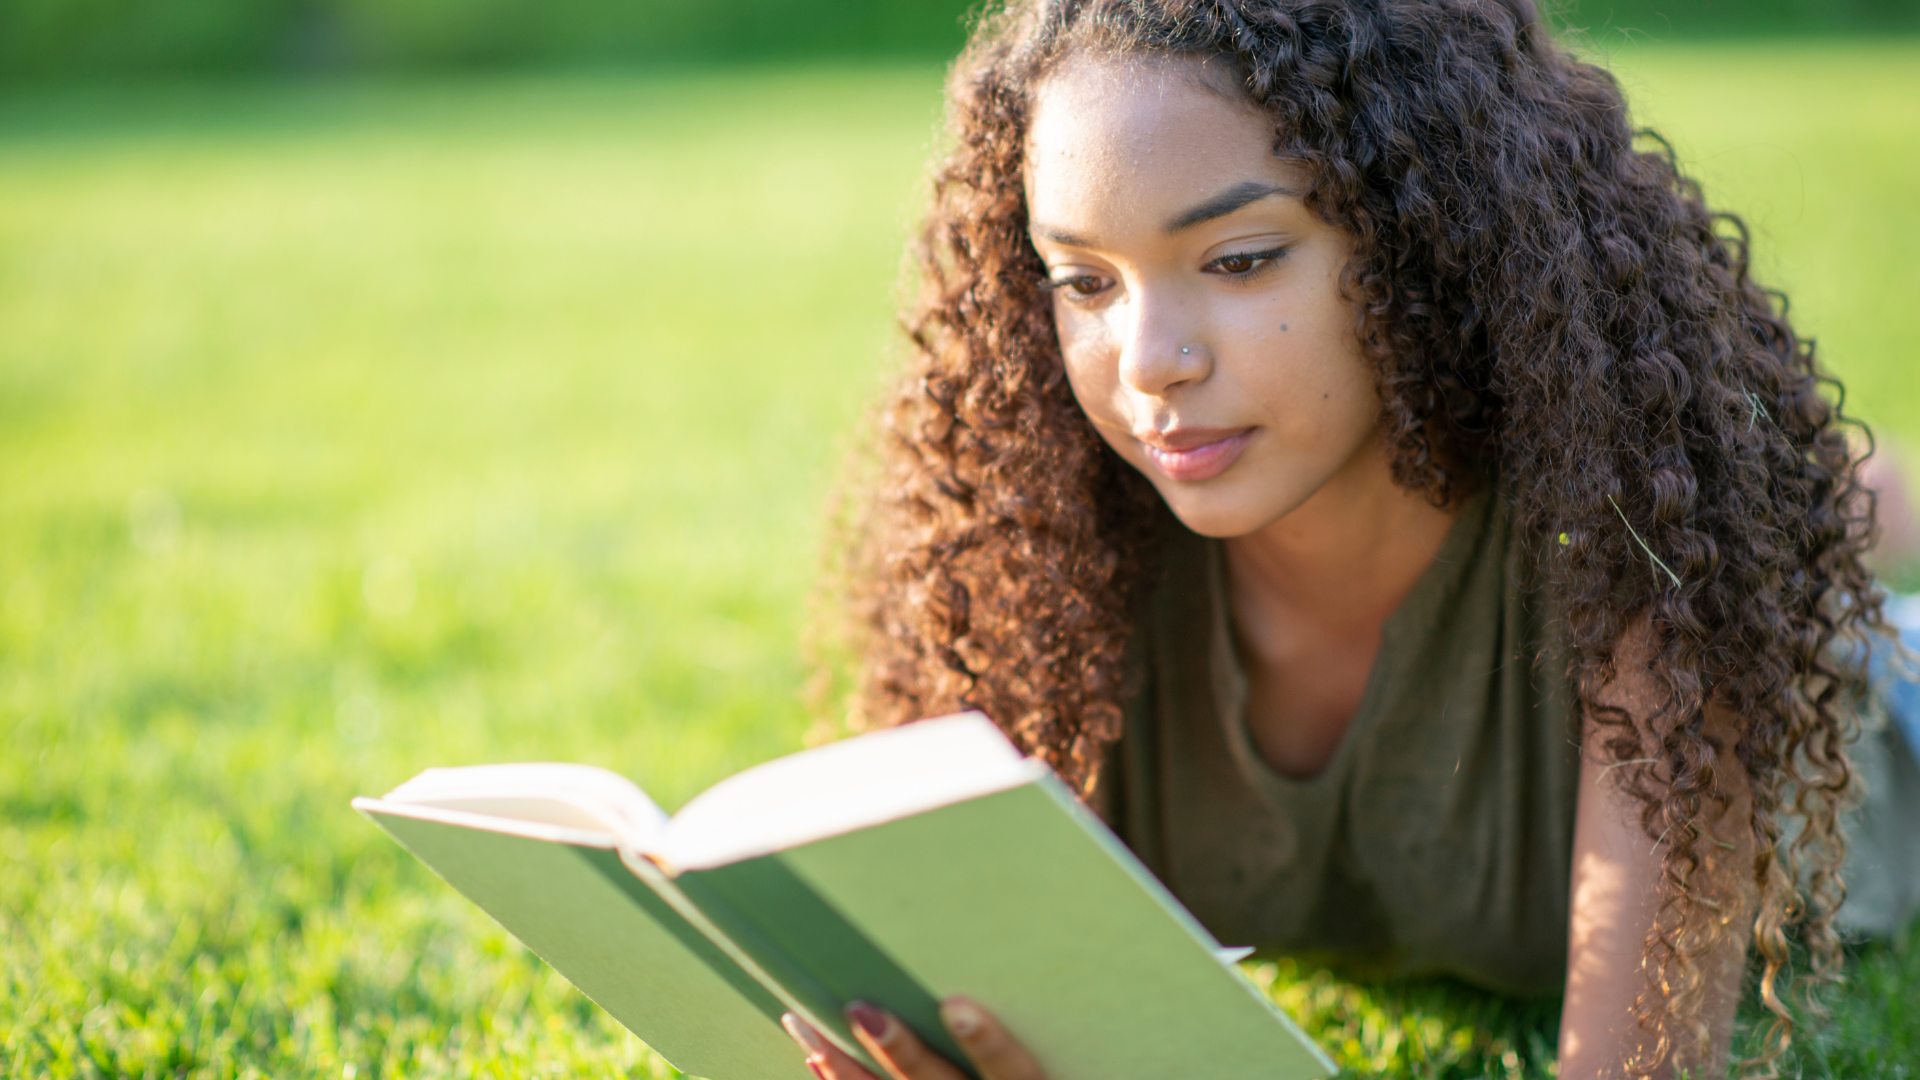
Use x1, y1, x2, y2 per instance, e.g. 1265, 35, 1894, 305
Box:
1025, 54, 1382, 539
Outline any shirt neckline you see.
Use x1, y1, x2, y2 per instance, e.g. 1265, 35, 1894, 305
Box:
1207, 485, 1498, 795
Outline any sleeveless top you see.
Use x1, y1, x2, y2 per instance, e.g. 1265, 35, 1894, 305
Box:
1099, 486, 1920, 996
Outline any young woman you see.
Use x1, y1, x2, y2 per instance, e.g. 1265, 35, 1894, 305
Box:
790, 1, 1920, 1076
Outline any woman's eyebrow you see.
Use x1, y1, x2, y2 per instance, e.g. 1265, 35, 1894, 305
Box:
1164, 180, 1293, 232
1028, 179, 1295, 248
1031, 224, 1095, 247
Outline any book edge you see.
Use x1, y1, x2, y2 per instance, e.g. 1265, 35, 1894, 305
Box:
660, 713, 1034, 872
352, 796, 622, 850
663, 764, 1048, 873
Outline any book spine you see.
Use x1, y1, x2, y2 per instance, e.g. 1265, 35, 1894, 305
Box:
674, 853, 975, 1079
611, 847, 878, 1068
571, 846, 789, 1022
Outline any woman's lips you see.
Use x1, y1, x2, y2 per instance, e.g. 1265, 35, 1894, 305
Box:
1140, 428, 1254, 483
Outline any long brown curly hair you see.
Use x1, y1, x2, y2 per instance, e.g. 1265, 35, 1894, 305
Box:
828, 0, 1883, 1071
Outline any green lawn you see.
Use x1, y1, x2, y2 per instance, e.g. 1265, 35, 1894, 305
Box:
3, 42, 1917, 1080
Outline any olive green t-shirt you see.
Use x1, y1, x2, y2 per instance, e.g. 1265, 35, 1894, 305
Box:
1101, 487, 1920, 996
1104, 488, 1578, 995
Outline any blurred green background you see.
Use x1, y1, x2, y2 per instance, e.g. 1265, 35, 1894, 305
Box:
3, 2, 1920, 1078
2, 0, 1918, 80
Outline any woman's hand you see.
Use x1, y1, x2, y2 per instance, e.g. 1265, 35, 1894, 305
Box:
782, 999, 1045, 1080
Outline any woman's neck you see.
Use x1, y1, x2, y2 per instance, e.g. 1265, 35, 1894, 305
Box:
1221, 436, 1464, 778
1223, 436, 1463, 636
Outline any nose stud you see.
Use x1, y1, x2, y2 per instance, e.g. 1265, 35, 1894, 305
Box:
1180, 346, 1192, 354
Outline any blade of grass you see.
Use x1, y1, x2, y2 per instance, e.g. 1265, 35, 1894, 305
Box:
1608, 494, 1684, 589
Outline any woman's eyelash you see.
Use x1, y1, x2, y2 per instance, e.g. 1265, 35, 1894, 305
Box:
1039, 274, 1104, 295
1207, 247, 1289, 275
1039, 248, 1287, 297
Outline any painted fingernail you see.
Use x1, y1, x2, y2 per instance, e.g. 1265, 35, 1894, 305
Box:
941, 998, 985, 1038
846, 1001, 893, 1043
782, 1013, 827, 1056
807, 1058, 828, 1080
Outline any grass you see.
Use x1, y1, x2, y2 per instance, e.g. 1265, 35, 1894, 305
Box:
2, 41, 1917, 1080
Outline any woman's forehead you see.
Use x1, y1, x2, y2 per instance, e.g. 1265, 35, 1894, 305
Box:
1027, 52, 1260, 149
1024, 54, 1297, 228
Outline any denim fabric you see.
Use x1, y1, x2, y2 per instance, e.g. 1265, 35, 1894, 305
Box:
1868, 594, 1920, 763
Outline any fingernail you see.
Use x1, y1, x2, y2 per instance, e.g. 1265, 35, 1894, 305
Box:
941, 997, 984, 1038
807, 1058, 828, 1080
846, 1001, 893, 1043
782, 1013, 827, 1057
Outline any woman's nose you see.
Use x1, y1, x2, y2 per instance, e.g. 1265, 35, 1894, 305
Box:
1115, 298, 1209, 397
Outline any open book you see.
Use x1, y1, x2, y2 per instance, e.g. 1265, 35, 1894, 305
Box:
353, 713, 1334, 1080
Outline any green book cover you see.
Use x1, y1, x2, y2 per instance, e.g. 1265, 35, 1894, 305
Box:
354, 713, 1335, 1080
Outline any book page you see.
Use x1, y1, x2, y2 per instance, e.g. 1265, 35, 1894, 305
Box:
384, 762, 668, 849
660, 713, 1040, 872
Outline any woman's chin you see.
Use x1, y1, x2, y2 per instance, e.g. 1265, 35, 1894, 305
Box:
1157, 495, 1282, 540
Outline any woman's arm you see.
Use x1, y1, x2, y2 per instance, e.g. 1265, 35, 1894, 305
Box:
1559, 644, 1754, 1079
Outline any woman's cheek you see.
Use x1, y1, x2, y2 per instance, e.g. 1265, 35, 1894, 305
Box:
1056, 319, 1120, 418
1061, 352, 1120, 439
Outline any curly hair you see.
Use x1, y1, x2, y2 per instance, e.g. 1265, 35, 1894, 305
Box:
831, 0, 1883, 1071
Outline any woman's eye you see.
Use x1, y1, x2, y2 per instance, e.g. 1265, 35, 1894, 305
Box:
1047, 274, 1108, 299
1206, 247, 1286, 277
